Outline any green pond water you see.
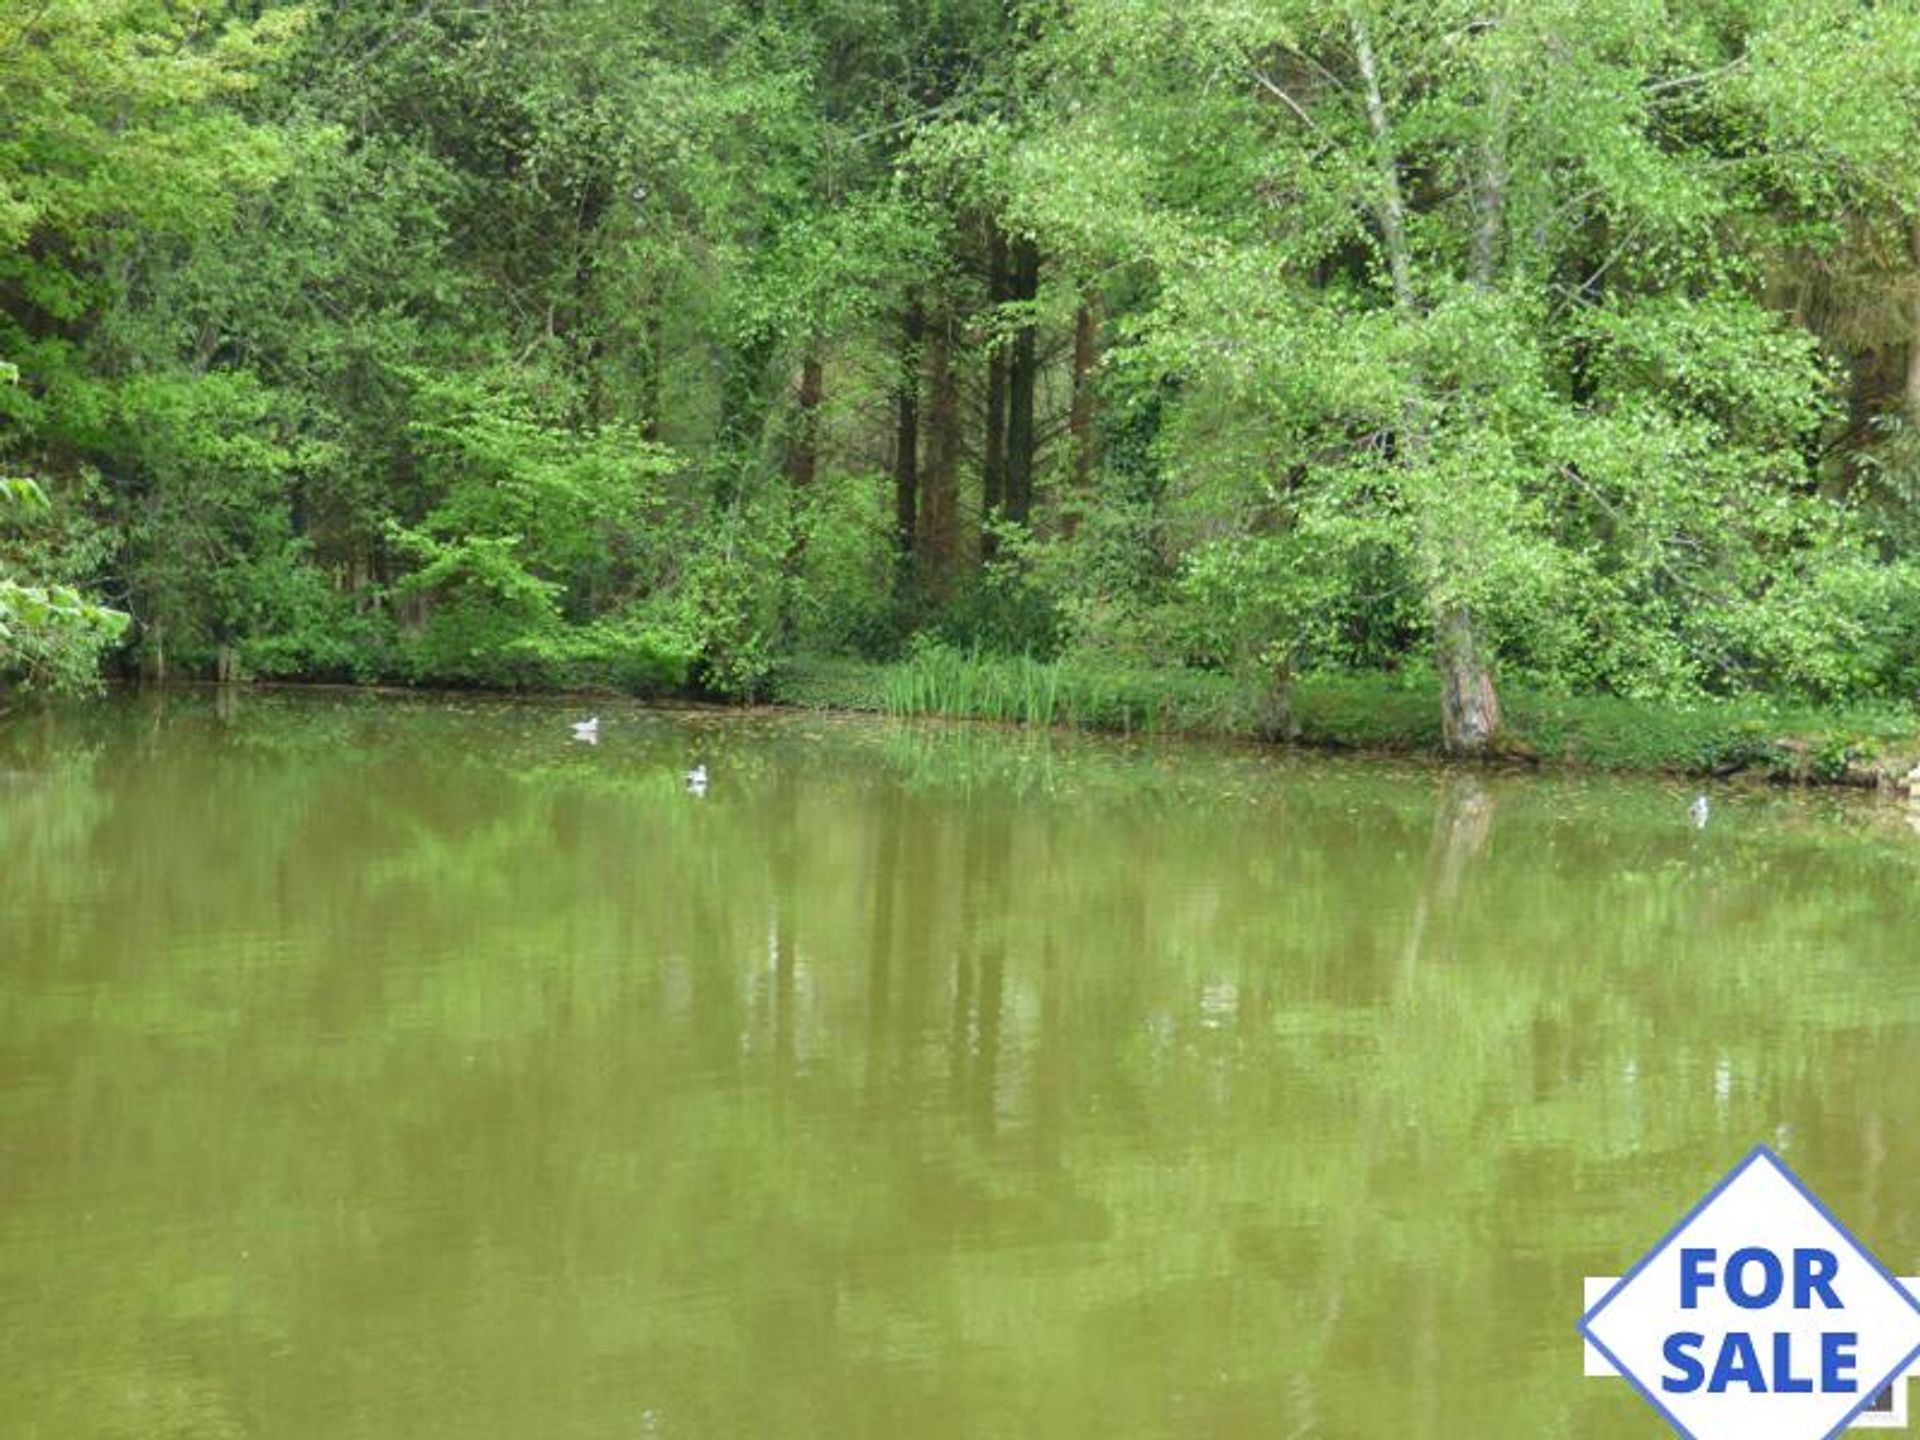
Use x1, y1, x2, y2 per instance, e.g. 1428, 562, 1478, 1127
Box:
3, 689, 1918, 1439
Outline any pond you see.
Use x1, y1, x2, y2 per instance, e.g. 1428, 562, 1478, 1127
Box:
2, 690, 1917, 1438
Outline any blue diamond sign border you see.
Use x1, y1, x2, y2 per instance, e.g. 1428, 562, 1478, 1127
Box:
1578, 1145, 1920, 1440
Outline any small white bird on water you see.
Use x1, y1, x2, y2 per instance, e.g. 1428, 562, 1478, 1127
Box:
570, 716, 600, 744
1689, 793, 1710, 829
685, 763, 708, 795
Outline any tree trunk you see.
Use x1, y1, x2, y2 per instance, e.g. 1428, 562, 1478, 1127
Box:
144, 619, 167, 684
920, 309, 962, 590
573, 220, 606, 424
640, 308, 664, 443
718, 330, 775, 504
1350, 11, 1415, 313
1068, 289, 1101, 503
788, 347, 823, 492
982, 224, 1009, 560
779, 346, 825, 640
1907, 218, 1920, 424
1352, 6, 1502, 756
1004, 236, 1040, 527
894, 299, 923, 571
1436, 605, 1502, 756
1469, 45, 1507, 291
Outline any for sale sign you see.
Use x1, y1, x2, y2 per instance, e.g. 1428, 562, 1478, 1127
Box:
1580, 1147, 1920, 1439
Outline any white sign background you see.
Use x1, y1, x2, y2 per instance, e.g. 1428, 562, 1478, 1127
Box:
1580, 1149, 1920, 1440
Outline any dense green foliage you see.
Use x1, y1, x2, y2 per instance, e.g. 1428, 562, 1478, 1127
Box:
1, 467, 127, 696
4, 0, 1920, 747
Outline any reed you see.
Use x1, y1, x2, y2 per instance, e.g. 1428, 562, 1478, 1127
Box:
868, 643, 1246, 735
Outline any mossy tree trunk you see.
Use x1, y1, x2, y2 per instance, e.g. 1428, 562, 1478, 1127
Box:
1436, 607, 1503, 756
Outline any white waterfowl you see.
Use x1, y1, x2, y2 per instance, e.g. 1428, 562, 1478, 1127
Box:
685, 763, 708, 794
570, 716, 600, 743
1689, 794, 1710, 829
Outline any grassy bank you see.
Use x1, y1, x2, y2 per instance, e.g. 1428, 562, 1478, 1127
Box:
771, 650, 1920, 784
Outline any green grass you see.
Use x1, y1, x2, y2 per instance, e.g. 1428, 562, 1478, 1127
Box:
771, 650, 1920, 782
1500, 688, 1920, 781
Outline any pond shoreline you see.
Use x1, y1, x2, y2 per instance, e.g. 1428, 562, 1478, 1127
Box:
769, 657, 1920, 790
73, 660, 1920, 793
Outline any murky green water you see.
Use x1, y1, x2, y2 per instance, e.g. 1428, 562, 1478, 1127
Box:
3, 690, 1917, 1438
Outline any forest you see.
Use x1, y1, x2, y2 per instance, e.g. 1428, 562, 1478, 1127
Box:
4, 0, 1920, 755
